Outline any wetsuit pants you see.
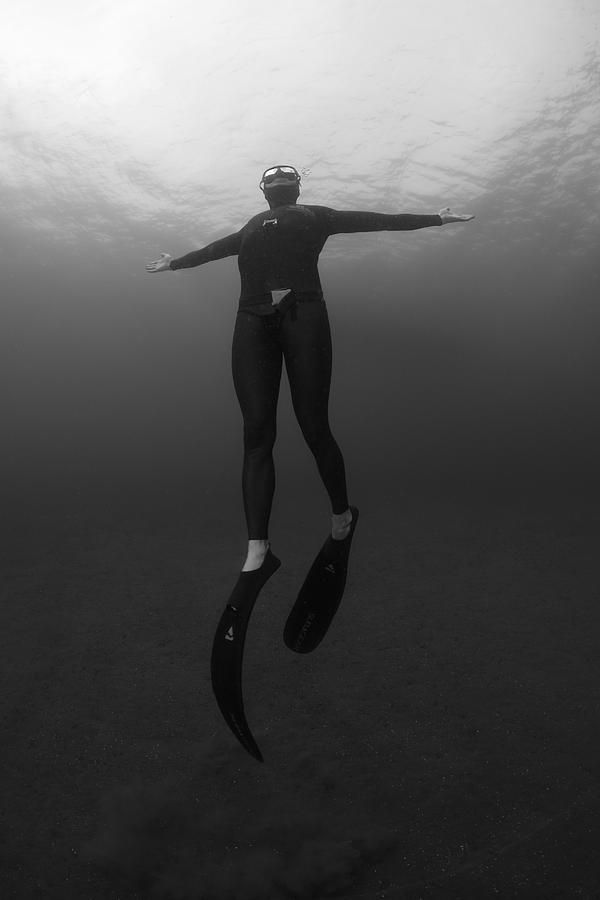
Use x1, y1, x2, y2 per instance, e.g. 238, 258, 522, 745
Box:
231, 297, 349, 539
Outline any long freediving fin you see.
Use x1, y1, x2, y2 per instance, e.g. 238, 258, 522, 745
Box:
284, 507, 359, 653
210, 550, 281, 761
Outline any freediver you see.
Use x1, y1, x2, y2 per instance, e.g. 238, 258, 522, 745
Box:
146, 165, 474, 601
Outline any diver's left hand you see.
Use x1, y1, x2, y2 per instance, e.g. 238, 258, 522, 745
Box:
438, 207, 475, 225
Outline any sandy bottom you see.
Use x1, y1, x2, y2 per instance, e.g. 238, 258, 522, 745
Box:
2, 492, 599, 899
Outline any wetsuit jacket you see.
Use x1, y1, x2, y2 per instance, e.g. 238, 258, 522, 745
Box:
169, 205, 442, 308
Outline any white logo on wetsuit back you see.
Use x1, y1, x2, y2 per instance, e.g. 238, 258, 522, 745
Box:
263, 207, 313, 228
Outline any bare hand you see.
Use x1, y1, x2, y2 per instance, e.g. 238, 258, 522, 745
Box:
438, 207, 475, 225
145, 252, 173, 273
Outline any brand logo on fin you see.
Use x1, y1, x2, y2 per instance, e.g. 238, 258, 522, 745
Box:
225, 626, 234, 642
295, 613, 316, 648
324, 563, 336, 575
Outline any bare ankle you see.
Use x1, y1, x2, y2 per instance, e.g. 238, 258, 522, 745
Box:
242, 539, 269, 572
331, 508, 352, 540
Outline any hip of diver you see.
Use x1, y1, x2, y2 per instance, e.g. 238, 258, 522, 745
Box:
238, 288, 324, 322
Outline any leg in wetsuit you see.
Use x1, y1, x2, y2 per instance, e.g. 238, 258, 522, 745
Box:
231, 297, 349, 540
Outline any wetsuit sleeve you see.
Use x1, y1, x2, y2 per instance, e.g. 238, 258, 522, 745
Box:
169, 231, 242, 270
324, 209, 442, 235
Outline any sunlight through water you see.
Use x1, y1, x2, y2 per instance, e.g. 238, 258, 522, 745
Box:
1, 0, 598, 259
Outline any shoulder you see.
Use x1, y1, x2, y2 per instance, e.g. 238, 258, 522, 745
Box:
244, 210, 270, 227
303, 204, 335, 216
239, 211, 274, 235
301, 205, 336, 230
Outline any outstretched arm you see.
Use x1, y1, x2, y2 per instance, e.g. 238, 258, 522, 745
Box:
325, 207, 474, 235
145, 230, 242, 273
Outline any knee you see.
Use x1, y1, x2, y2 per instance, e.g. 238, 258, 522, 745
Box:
243, 419, 277, 454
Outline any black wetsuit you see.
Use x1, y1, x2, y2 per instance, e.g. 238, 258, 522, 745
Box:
171, 205, 442, 538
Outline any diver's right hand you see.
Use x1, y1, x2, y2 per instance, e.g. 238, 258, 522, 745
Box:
145, 252, 173, 273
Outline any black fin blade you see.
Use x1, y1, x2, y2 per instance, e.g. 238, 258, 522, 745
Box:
284, 507, 359, 653
210, 551, 281, 761
211, 598, 263, 761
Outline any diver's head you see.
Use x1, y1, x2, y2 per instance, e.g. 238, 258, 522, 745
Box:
260, 165, 301, 207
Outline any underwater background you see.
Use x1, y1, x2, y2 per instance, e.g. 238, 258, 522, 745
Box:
2, 1, 600, 897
